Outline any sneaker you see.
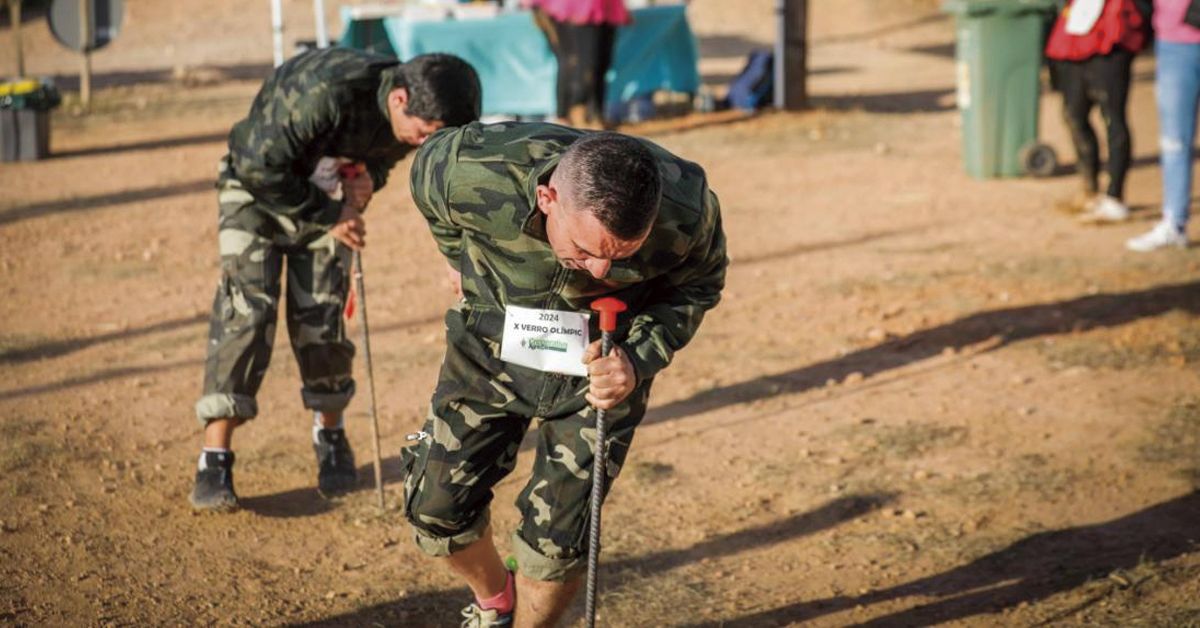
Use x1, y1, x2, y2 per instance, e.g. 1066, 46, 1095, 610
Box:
460, 604, 513, 627
1078, 195, 1130, 224
190, 450, 238, 512
1126, 221, 1188, 252
314, 428, 357, 497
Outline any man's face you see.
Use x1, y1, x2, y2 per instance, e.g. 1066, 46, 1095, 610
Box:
387, 87, 444, 146
536, 179, 648, 280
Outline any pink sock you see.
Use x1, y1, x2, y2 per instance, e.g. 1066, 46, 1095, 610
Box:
477, 570, 515, 613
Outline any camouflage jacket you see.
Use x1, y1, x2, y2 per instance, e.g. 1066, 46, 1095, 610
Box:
411, 122, 727, 383
223, 47, 412, 230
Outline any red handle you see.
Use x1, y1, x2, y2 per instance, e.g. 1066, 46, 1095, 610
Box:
590, 297, 627, 333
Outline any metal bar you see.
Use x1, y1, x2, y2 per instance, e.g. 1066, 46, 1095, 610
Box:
270, 0, 285, 67
353, 251, 386, 511
584, 332, 613, 628
313, 0, 329, 48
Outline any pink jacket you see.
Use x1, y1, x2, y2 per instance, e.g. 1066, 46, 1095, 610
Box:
526, 0, 631, 26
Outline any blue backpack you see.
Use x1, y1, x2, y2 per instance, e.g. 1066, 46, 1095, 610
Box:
725, 50, 774, 111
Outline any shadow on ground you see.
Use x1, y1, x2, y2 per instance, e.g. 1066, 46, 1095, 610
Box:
686, 491, 1200, 627
53, 131, 229, 159
286, 493, 894, 627
0, 179, 213, 226
643, 279, 1200, 429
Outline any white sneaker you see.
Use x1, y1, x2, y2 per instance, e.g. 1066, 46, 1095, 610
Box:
1125, 221, 1188, 252
1078, 195, 1130, 224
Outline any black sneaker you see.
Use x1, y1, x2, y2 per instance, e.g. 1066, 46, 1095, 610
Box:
190, 450, 238, 512
314, 428, 357, 497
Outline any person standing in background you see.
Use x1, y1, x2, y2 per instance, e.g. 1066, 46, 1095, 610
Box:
528, 0, 630, 128
1045, 0, 1150, 224
1126, 0, 1200, 250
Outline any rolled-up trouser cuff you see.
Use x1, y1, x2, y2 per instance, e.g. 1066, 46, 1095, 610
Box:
410, 507, 491, 558
511, 529, 585, 582
301, 381, 355, 415
195, 393, 258, 424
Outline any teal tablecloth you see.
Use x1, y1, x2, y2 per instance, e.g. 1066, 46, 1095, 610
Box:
340, 5, 700, 117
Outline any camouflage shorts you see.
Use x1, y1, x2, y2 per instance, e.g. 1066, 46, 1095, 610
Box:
403, 305, 652, 581
194, 173, 356, 423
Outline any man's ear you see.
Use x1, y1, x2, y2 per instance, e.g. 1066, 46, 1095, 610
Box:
535, 184, 556, 216
389, 87, 409, 112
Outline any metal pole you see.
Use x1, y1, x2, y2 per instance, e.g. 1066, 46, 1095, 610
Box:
774, 0, 785, 110
775, 0, 809, 111
583, 333, 611, 628
313, 0, 329, 48
584, 296, 626, 628
353, 251, 386, 511
9, 0, 24, 78
79, 0, 91, 109
270, 0, 285, 67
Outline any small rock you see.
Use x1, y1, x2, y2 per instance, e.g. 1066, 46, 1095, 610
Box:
902, 509, 921, 520
1017, 406, 1035, 417
874, 142, 889, 155
829, 483, 844, 494
866, 327, 887, 342
843, 371, 865, 385
37, 504, 50, 513
912, 470, 929, 481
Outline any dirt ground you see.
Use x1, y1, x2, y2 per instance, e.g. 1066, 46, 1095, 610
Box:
2, 0, 1199, 626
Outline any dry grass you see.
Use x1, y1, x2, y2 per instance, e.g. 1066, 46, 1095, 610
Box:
1139, 397, 1200, 487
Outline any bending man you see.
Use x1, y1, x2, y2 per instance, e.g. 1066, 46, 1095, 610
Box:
190, 48, 481, 511
405, 123, 727, 626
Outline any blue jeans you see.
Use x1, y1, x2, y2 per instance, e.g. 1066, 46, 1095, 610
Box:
1156, 40, 1200, 231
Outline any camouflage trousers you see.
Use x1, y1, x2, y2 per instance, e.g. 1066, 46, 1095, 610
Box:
194, 175, 355, 423
403, 304, 652, 581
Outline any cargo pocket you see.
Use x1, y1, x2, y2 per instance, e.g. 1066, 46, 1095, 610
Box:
401, 430, 434, 519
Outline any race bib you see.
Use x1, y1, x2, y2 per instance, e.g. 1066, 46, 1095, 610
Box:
500, 306, 591, 377
1065, 0, 1104, 35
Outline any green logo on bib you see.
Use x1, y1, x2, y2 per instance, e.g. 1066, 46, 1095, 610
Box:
528, 338, 568, 353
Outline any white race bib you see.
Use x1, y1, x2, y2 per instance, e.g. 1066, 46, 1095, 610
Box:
500, 306, 591, 377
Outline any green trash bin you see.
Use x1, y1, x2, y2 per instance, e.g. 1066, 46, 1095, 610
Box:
0, 78, 61, 162
942, 0, 1059, 179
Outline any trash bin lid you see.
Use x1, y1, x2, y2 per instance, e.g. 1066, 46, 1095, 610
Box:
942, 0, 1057, 16
0, 79, 42, 98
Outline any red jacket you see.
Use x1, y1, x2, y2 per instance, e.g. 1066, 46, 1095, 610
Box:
1045, 0, 1147, 60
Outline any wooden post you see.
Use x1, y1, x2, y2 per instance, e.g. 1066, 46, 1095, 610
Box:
774, 0, 808, 110
8, 0, 24, 78
79, 0, 92, 109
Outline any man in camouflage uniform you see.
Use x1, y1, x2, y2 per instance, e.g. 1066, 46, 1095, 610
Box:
190, 47, 481, 511
405, 123, 726, 626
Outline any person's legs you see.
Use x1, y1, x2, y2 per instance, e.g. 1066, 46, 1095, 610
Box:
1127, 40, 1200, 250
1156, 40, 1200, 231
557, 22, 591, 127
286, 234, 358, 494
1094, 49, 1134, 200
591, 24, 617, 126
1056, 60, 1100, 197
532, 8, 570, 121
192, 190, 284, 509
508, 379, 653, 626
404, 315, 535, 616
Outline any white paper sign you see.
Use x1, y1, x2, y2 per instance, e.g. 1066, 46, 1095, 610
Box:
1065, 0, 1104, 36
500, 306, 591, 377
